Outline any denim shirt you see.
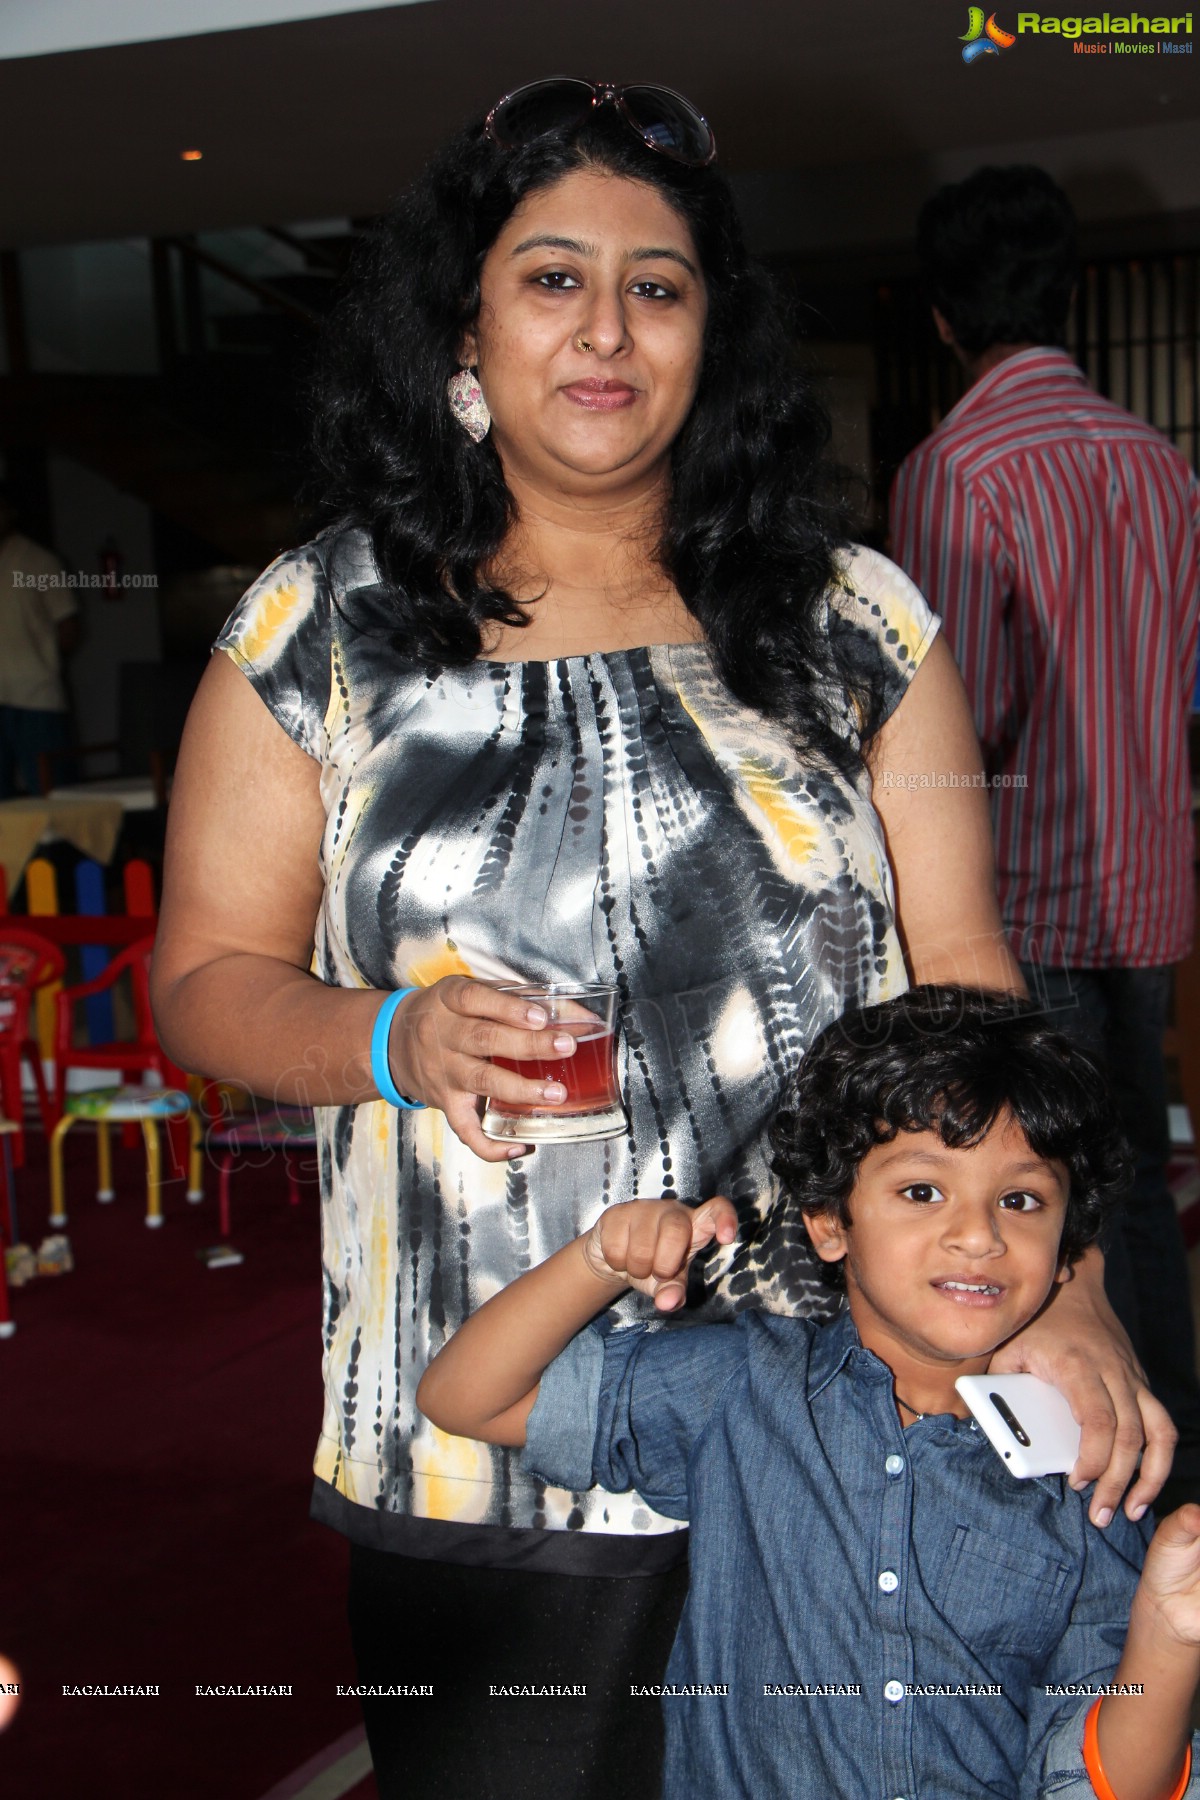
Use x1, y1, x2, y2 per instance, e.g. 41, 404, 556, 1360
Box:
524, 1307, 1200, 1800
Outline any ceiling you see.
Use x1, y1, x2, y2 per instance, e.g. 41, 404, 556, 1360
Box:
0, 0, 1197, 249
0, 0, 419, 60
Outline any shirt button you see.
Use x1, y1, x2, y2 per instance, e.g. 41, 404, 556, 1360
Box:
884, 1453, 905, 1477
883, 1679, 905, 1704
878, 1569, 899, 1593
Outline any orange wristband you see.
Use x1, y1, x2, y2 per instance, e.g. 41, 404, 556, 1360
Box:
1082, 1695, 1192, 1800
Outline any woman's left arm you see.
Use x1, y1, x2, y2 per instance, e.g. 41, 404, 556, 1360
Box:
869, 632, 1023, 994
870, 634, 1176, 1521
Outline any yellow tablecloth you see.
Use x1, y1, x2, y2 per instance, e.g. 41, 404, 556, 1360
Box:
0, 795, 124, 892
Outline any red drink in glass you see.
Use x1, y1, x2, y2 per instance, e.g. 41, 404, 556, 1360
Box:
490, 1025, 617, 1117
481, 983, 626, 1144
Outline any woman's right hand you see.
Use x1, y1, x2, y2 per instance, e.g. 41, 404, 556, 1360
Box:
386, 978, 579, 1161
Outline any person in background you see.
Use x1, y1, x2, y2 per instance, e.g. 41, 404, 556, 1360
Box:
890, 165, 1200, 1496
0, 484, 78, 799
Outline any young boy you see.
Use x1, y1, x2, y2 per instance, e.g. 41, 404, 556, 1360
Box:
418, 987, 1200, 1799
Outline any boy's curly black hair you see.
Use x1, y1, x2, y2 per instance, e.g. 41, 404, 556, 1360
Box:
768, 985, 1130, 1288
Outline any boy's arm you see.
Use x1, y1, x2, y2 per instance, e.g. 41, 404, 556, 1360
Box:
415, 1198, 738, 1447
1030, 1506, 1200, 1800
1094, 1506, 1200, 1800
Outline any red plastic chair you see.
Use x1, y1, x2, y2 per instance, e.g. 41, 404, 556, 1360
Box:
53, 936, 181, 1108
0, 927, 66, 1166
0, 1114, 18, 1336
200, 1088, 318, 1237
53, 936, 194, 1179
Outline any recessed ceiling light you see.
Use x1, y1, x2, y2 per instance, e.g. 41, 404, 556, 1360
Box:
180, 148, 203, 162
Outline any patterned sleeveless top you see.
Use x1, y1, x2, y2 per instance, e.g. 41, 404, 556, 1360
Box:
216, 528, 939, 1554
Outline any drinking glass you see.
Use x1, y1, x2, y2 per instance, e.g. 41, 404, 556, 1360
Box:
481, 983, 627, 1143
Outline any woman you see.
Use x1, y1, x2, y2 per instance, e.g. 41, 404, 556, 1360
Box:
152, 80, 1171, 1798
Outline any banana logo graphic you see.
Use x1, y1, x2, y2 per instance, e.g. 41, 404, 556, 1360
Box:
961, 8, 1016, 59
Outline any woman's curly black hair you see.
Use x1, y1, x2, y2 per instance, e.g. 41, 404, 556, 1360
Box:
307, 97, 878, 772
769, 984, 1130, 1288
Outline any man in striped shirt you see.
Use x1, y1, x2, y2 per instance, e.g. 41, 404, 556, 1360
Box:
889, 165, 1200, 1475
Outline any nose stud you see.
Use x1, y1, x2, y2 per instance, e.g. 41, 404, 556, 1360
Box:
574, 336, 594, 353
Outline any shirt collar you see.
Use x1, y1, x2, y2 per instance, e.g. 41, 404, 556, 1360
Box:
942, 345, 1087, 427
807, 1305, 885, 1397
807, 1306, 1066, 1500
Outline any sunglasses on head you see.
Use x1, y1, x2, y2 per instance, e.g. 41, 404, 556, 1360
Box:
484, 78, 717, 168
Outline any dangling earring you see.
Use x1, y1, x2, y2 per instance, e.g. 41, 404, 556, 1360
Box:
447, 367, 491, 443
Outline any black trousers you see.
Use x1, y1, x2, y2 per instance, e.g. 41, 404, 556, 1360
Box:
347, 1545, 689, 1799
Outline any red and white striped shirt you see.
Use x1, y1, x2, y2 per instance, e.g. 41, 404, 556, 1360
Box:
890, 347, 1200, 968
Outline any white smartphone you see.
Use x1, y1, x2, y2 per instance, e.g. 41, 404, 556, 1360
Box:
954, 1373, 1082, 1478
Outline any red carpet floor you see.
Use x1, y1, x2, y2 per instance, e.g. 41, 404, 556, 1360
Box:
0, 1127, 378, 1800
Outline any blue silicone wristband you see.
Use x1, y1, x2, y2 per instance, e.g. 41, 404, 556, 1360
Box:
371, 987, 427, 1109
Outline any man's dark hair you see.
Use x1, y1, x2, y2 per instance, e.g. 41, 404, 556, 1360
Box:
308, 101, 883, 773
769, 985, 1129, 1288
916, 165, 1078, 357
